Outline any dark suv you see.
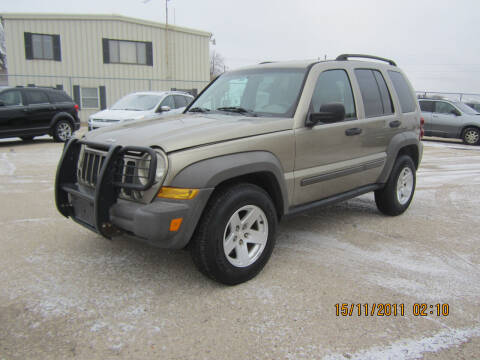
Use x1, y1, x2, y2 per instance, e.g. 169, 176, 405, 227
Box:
0, 86, 80, 142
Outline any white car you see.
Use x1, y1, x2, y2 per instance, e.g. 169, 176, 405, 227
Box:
88, 91, 194, 130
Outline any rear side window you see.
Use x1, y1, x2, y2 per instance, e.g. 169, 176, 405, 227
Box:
388, 71, 416, 113
311, 69, 356, 119
354, 69, 393, 118
419, 100, 434, 112
25, 90, 50, 104
48, 90, 72, 103
173, 95, 187, 108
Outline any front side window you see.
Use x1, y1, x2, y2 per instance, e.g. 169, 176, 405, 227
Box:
435, 101, 456, 115
173, 95, 188, 108
189, 68, 307, 118
81, 88, 99, 109
24, 32, 61, 61
104, 39, 152, 66
311, 69, 356, 119
0, 90, 23, 106
160, 95, 175, 109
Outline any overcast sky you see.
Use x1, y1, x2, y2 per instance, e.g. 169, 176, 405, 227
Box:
2, 0, 479, 96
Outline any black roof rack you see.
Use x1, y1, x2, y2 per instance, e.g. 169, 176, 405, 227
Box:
336, 54, 397, 66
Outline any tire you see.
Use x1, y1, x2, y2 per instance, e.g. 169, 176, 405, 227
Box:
20, 136, 34, 141
462, 127, 480, 145
53, 120, 73, 142
190, 183, 277, 285
375, 155, 416, 216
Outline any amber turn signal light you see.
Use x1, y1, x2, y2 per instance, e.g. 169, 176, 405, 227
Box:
169, 218, 183, 232
157, 187, 199, 200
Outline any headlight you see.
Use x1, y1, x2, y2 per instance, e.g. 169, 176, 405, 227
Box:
137, 149, 168, 186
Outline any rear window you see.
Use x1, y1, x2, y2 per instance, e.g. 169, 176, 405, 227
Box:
354, 69, 393, 118
388, 71, 416, 113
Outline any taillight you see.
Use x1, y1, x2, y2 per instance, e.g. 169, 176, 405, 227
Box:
74, 104, 79, 112
419, 117, 424, 139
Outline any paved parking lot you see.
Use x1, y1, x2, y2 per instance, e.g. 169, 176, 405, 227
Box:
0, 136, 479, 359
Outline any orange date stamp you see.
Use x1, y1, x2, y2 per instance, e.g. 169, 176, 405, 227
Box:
335, 303, 449, 317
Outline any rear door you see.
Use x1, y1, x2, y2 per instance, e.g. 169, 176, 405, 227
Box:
293, 66, 394, 205
24, 89, 56, 131
419, 100, 434, 134
0, 89, 27, 137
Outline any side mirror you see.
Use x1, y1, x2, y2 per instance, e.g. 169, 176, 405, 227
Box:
159, 105, 171, 112
450, 109, 461, 116
306, 103, 345, 127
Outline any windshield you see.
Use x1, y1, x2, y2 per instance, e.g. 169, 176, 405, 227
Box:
454, 102, 479, 115
189, 68, 307, 117
111, 94, 162, 111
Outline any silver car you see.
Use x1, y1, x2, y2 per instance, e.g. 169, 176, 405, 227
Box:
88, 91, 194, 131
419, 99, 480, 145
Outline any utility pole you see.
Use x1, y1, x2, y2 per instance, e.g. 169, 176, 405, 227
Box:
165, 0, 170, 79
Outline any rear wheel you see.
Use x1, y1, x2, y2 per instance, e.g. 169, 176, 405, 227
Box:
53, 120, 73, 142
375, 155, 416, 216
190, 183, 277, 285
462, 127, 479, 145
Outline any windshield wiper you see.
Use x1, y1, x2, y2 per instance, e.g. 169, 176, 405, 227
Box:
216, 107, 258, 116
188, 107, 210, 113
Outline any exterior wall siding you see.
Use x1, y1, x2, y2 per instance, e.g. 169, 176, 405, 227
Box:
1, 14, 211, 123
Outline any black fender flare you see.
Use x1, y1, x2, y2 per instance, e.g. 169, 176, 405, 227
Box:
170, 151, 289, 216
49, 112, 75, 131
377, 132, 421, 184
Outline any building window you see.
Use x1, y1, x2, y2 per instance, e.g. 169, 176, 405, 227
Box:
81, 87, 99, 109
102, 38, 153, 66
24, 32, 61, 61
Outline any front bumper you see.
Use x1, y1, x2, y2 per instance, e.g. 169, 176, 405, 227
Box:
110, 189, 212, 249
55, 138, 212, 248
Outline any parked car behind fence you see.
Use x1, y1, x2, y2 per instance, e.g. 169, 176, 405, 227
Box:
0, 86, 80, 142
88, 91, 194, 131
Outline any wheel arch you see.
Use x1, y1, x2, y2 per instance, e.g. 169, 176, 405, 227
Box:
49, 112, 75, 131
377, 132, 421, 184
170, 151, 289, 218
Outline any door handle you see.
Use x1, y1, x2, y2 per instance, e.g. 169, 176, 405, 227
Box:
345, 128, 362, 136
389, 120, 401, 128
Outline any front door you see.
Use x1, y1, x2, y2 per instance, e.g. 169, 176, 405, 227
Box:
0, 89, 27, 137
431, 101, 461, 137
293, 67, 394, 206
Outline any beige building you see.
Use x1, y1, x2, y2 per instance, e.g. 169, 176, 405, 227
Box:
0, 13, 211, 122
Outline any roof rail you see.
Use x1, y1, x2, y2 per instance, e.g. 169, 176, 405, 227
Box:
336, 54, 397, 66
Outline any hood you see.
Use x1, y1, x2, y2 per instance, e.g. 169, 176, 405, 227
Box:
84, 113, 292, 153
90, 109, 151, 121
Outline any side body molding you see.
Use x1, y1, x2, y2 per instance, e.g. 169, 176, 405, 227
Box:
377, 132, 422, 184
170, 151, 289, 216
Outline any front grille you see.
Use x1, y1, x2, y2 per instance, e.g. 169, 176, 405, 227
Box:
76, 144, 157, 195
78, 147, 106, 187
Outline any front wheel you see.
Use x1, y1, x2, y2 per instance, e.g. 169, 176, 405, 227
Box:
375, 155, 416, 216
462, 127, 480, 145
53, 120, 73, 142
190, 183, 277, 285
